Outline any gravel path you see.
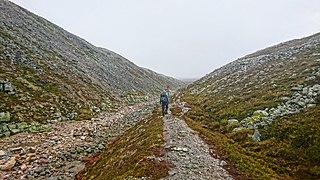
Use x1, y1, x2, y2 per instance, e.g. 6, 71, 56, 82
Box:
0, 101, 155, 179
161, 104, 233, 180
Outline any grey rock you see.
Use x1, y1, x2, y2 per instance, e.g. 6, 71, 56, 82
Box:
281, 97, 291, 101
85, 148, 92, 153
227, 119, 239, 124
219, 160, 227, 166
311, 84, 320, 92
0, 80, 15, 94
253, 110, 268, 116
252, 129, 261, 142
305, 76, 316, 81
302, 87, 309, 95
291, 85, 303, 91
168, 170, 176, 176
50, 136, 59, 141
307, 104, 316, 108
232, 127, 244, 132
172, 147, 189, 152
8, 147, 23, 152
98, 144, 105, 150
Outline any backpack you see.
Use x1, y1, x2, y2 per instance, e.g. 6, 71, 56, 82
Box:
160, 92, 168, 103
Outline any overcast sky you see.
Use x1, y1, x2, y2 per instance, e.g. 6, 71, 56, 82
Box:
9, 0, 320, 79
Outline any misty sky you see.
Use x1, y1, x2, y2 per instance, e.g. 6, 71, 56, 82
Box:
9, 0, 320, 79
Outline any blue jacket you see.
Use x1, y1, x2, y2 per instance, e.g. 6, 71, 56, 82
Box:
160, 90, 169, 104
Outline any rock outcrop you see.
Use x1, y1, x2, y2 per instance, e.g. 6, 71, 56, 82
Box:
183, 31, 320, 139
0, 80, 15, 95
180, 32, 320, 178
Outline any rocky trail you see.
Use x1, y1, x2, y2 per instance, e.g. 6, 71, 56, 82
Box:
161, 102, 233, 180
0, 98, 234, 180
0, 101, 155, 179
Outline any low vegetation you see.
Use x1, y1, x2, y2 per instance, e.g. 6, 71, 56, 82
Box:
0, 60, 114, 123
80, 107, 170, 180
179, 38, 320, 179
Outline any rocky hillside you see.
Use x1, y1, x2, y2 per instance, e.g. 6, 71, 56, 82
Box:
180, 32, 320, 178
0, 0, 184, 127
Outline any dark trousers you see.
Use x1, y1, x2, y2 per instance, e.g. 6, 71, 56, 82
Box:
161, 102, 168, 116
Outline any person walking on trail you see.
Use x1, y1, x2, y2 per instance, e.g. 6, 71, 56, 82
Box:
160, 89, 169, 116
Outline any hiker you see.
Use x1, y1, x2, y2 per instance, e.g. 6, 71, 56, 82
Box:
160, 89, 169, 116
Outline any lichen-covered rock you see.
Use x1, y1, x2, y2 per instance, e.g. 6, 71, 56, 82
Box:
0, 124, 10, 137
0, 80, 15, 94
252, 129, 261, 142
228, 119, 239, 124
17, 122, 29, 131
28, 122, 50, 133
8, 123, 20, 134
0, 112, 10, 122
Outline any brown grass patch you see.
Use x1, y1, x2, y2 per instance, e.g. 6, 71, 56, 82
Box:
80, 107, 170, 180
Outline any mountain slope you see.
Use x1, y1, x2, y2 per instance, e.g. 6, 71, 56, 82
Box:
0, 0, 184, 124
180, 32, 320, 178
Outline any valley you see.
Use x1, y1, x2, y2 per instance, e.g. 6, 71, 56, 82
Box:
1, 0, 320, 179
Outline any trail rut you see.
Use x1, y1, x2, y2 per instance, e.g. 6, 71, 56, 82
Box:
161, 103, 232, 180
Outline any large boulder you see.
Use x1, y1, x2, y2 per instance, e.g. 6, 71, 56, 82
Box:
228, 119, 239, 125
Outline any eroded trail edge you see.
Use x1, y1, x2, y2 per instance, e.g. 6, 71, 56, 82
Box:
161, 102, 233, 180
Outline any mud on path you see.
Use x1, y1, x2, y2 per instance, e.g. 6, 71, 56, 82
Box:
0, 101, 156, 179
161, 102, 233, 180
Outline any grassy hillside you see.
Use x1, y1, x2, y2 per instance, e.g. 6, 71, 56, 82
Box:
0, 0, 184, 128
180, 33, 320, 179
